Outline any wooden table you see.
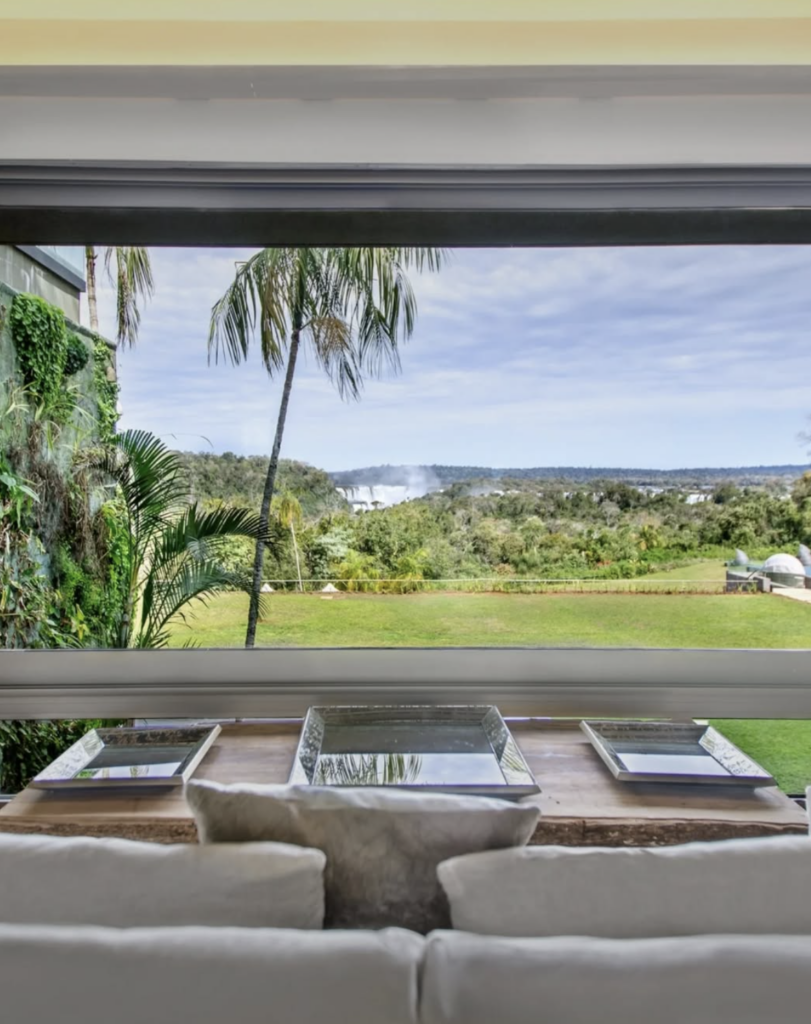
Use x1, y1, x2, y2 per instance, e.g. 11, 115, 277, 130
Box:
0, 721, 806, 846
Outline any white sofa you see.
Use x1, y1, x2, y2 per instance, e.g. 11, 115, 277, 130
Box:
2, 831, 810, 1024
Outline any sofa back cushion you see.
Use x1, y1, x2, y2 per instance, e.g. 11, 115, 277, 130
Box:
421, 931, 811, 1024
186, 780, 539, 932
0, 832, 325, 929
438, 836, 811, 938
0, 924, 422, 1024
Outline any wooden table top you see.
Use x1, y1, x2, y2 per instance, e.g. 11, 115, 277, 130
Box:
1, 720, 806, 846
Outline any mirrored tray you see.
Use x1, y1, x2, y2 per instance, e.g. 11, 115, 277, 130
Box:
289, 706, 540, 799
581, 720, 774, 786
31, 725, 221, 789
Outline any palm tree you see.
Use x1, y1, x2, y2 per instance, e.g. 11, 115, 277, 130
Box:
209, 247, 445, 648
276, 492, 304, 592
85, 247, 154, 348
82, 429, 271, 648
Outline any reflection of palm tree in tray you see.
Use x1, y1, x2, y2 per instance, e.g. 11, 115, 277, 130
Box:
499, 740, 532, 784
315, 753, 423, 786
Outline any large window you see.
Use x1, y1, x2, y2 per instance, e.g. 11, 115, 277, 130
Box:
2, 163, 811, 732
5, 242, 811, 650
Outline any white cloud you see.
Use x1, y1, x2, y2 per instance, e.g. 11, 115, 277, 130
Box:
83, 245, 811, 471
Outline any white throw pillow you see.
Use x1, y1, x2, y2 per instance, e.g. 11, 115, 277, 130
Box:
0, 832, 325, 929
186, 780, 539, 932
0, 924, 423, 1024
438, 835, 811, 937
421, 931, 811, 1024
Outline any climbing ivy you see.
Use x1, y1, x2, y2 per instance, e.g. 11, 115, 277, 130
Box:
93, 338, 119, 442
0, 462, 66, 649
1, 295, 128, 791
52, 497, 130, 647
9, 294, 69, 415
64, 332, 90, 376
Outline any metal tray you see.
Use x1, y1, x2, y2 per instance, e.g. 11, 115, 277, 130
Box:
289, 705, 540, 799
31, 725, 221, 789
581, 720, 774, 786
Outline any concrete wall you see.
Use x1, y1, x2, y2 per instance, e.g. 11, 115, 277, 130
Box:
0, 246, 80, 321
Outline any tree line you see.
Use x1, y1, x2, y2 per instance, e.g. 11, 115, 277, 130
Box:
186, 459, 811, 591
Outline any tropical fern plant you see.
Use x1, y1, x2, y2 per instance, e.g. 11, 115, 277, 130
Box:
81, 430, 271, 648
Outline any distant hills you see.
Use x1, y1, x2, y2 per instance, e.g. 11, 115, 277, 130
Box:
330, 464, 811, 487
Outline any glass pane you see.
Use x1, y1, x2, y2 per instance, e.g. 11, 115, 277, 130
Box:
2, 245, 811, 651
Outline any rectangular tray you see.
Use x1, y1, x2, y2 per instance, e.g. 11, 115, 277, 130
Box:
289, 705, 540, 799
581, 720, 774, 786
31, 725, 221, 789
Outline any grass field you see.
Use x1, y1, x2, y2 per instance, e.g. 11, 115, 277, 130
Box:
645, 561, 726, 581
708, 720, 811, 796
169, 588, 811, 649
169, 578, 811, 794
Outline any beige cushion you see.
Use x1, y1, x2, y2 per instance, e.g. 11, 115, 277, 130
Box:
0, 924, 423, 1024
187, 780, 538, 932
438, 836, 811, 938
421, 931, 811, 1024
0, 832, 325, 929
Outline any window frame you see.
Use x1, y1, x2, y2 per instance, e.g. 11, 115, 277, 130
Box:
2, 158, 811, 719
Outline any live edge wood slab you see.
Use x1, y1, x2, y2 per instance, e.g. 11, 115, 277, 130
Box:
0, 721, 806, 846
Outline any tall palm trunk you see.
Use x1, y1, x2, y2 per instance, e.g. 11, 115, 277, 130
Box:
290, 519, 303, 592
85, 246, 99, 331
245, 316, 302, 648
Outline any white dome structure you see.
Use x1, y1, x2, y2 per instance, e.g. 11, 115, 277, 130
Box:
762, 553, 806, 588
763, 554, 805, 575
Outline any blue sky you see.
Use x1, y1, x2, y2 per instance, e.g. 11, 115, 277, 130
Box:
90, 246, 811, 471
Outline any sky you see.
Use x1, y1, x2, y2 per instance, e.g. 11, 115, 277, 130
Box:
90, 245, 811, 472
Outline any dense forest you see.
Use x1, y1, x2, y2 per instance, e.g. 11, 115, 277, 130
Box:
181, 451, 811, 590
331, 463, 811, 488
179, 452, 348, 518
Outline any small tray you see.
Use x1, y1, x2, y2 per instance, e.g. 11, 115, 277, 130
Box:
289, 705, 540, 799
581, 720, 774, 786
31, 725, 221, 789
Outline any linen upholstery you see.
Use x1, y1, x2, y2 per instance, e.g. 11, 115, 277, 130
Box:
420, 931, 811, 1024
187, 780, 539, 931
0, 924, 422, 1024
0, 832, 326, 929
438, 835, 811, 937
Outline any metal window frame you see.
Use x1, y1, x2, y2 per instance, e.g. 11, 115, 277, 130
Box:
3, 162, 811, 246
2, 158, 811, 719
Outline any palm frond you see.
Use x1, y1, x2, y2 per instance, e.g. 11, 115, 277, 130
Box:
307, 315, 362, 401
209, 249, 292, 373
103, 247, 154, 348
136, 559, 267, 650
140, 503, 274, 636
275, 492, 303, 529
81, 430, 187, 539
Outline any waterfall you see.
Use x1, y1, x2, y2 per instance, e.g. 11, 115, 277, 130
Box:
337, 484, 434, 510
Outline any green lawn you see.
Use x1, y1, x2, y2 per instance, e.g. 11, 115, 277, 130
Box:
170, 588, 811, 794
709, 720, 811, 796
169, 590, 811, 649
646, 560, 727, 581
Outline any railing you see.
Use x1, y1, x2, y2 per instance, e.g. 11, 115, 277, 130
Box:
261, 578, 730, 594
